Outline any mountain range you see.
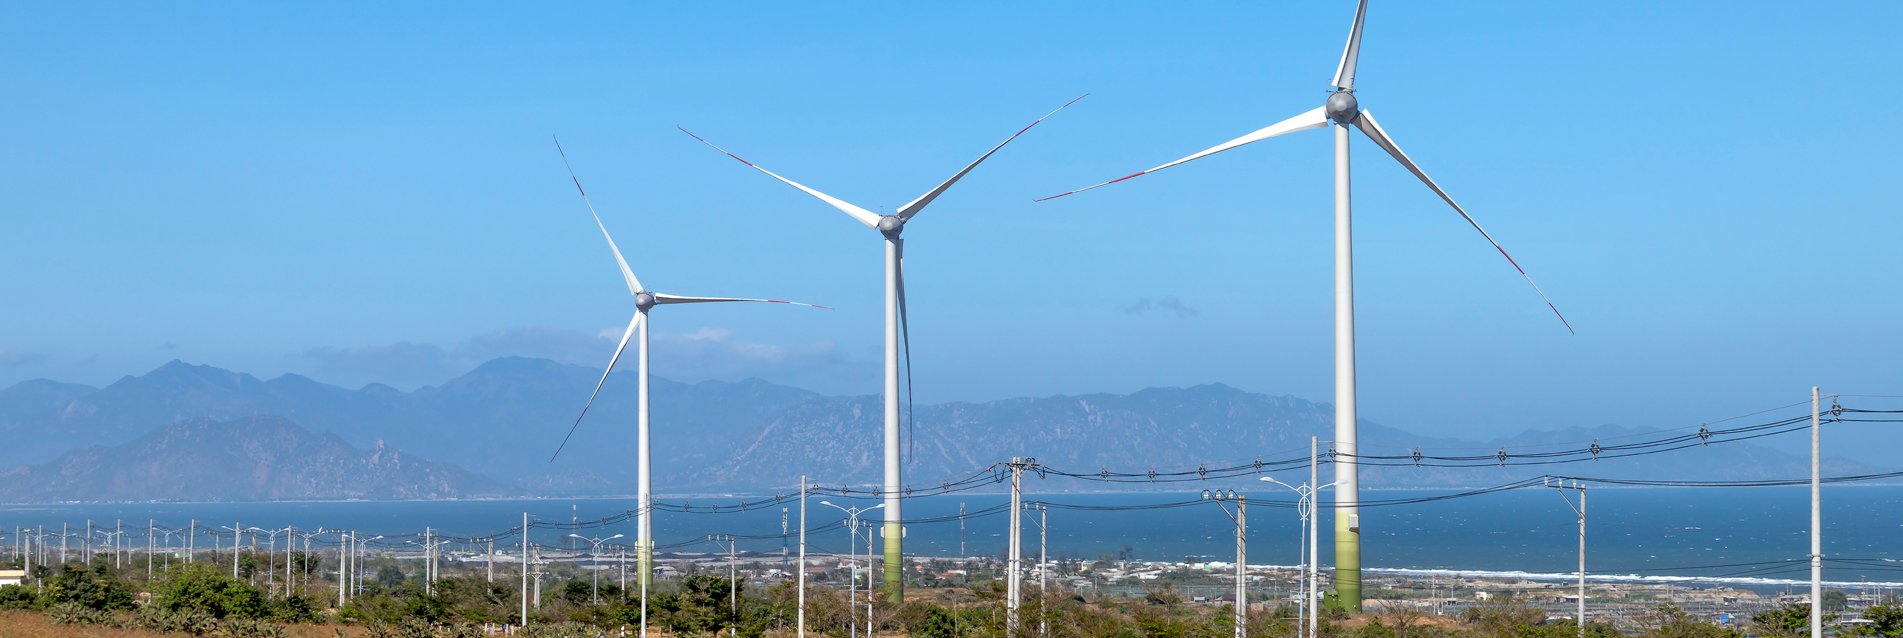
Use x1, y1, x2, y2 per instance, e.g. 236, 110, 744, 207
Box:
0, 358, 1868, 502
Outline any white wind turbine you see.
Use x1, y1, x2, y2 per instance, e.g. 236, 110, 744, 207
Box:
549, 138, 825, 630
682, 94, 1084, 603
1037, 1, 1569, 611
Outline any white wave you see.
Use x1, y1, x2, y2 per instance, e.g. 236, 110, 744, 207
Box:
1366, 566, 1903, 589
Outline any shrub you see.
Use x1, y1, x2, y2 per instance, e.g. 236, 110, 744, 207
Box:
0, 583, 38, 610
157, 563, 268, 619
46, 601, 111, 625
41, 563, 136, 611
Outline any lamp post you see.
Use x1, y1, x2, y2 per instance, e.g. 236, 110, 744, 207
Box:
567, 533, 624, 605
819, 501, 884, 638
706, 535, 739, 638
257, 527, 289, 594
1202, 489, 1248, 638
1262, 474, 1340, 638
357, 535, 383, 596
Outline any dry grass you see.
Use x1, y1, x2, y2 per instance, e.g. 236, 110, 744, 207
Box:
0, 610, 372, 638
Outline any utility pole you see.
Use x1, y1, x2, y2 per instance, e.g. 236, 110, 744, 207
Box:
706, 535, 738, 638
487, 537, 495, 584
85, 520, 92, 566
782, 507, 790, 572
146, 520, 154, 580
1203, 489, 1248, 638
1546, 478, 1587, 638
1811, 386, 1823, 638
1006, 458, 1035, 635
798, 476, 808, 638
1026, 504, 1049, 638
520, 513, 530, 627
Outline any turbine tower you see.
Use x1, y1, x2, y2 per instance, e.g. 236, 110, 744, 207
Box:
1038, 1, 1569, 610
684, 95, 1083, 603
550, 138, 824, 598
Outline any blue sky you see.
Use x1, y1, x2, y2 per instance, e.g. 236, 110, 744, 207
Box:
3, 2, 1900, 454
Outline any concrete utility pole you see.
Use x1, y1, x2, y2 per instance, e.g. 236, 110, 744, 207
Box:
1811, 386, 1823, 638
1006, 458, 1039, 635
1203, 489, 1248, 638
1546, 478, 1587, 638
187, 520, 195, 563
706, 535, 738, 638
487, 537, 495, 584
520, 513, 530, 627
1026, 504, 1049, 638
147, 520, 155, 579
798, 476, 808, 638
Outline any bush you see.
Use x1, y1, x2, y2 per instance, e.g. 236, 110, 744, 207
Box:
42, 562, 136, 611
0, 583, 38, 610
46, 601, 111, 625
517, 621, 607, 638
157, 563, 268, 619
218, 617, 289, 638
127, 604, 219, 636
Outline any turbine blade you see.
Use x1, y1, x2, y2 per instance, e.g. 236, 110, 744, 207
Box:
1035, 106, 1328, 202
896, 94, 1088, 222
678, 127, 883, 230
552, 312, 643, 462
1332, 0, 1369, 91
651, 293, 831, 309
1352, 110, 1574, 334
895, 238, 915, 464
555, 136, 643, 295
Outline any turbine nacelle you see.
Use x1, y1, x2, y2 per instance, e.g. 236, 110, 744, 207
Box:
877, 215, 905, 240
1325, 91, 1360, 125
634, 291, 656, 312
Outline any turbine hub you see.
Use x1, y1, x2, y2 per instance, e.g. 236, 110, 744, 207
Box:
634, 292, 656, 312
1325, 90, 1360, 125
877, 215, 904, 240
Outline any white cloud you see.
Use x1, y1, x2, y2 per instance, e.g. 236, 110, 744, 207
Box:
1121, 295, 1201, 318
0, 347, 46, 366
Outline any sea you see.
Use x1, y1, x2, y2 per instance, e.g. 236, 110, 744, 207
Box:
3, 485, 1899, 591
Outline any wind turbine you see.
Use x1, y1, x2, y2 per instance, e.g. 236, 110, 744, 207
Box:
1037, 1, 1569, 611
549, 138, 825, 626
682, 94, 1084, 603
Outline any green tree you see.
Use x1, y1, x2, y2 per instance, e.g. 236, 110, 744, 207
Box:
41, 563, 136, 611
1826, 589, 1849, 612
1860, 604, 1903, 637
1752, 603, 1814, 638
156, 563, 267, 619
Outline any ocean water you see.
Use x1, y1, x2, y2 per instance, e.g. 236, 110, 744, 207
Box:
3, 486, 1898, 588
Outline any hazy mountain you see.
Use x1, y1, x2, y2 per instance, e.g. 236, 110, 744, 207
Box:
0, 359, 1869, 500
0, 416, 504, 502
0, 358, 820, 489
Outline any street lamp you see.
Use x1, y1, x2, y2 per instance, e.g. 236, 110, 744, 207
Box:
706, 535, 739, 638
356, 535, 384, 597
1262, 476, 1340, 638
566, 533, 624, 605
1201, 489, 1248, 638
819, 501, 884, 638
